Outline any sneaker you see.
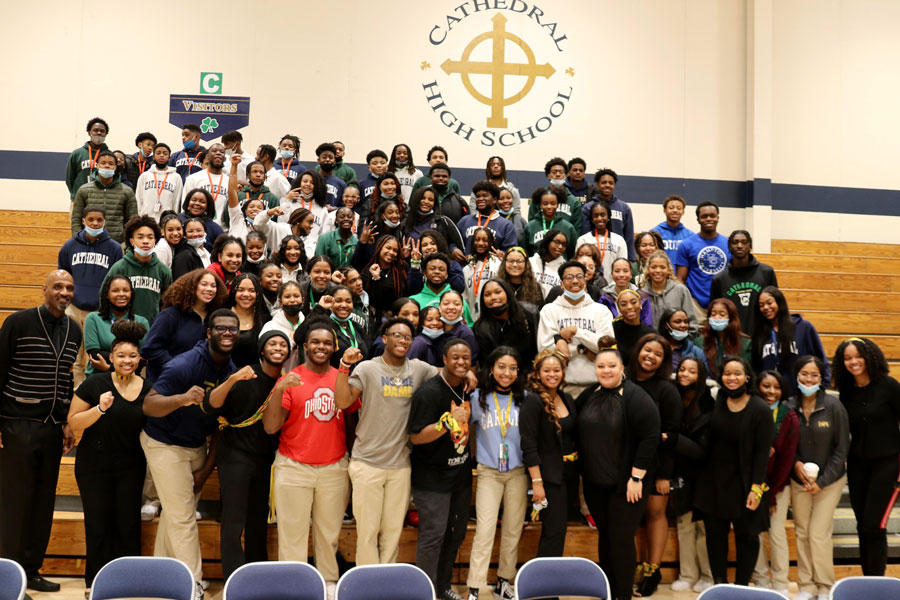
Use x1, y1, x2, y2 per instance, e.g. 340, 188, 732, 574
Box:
670, 578, 693, 592
773, 587, 789, 597
441, 587, 465, 600
84, 588, 91, 600
466, 588, 479, 600
194, 581, 204, 600
140, 500, 160, 521
200, 580, 210, 591
692, 580, 713, 593
326, 582, 337, 600
493, 579, 514, 600
816, 594, 827, 600
792, 592, 814, 600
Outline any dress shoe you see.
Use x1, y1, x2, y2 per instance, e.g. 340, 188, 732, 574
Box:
27, 574, 60, 592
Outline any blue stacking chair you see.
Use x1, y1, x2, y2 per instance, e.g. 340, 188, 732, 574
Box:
830, 576, 900, 600
698, 583, 790, 599
335, 564, 434, 600
223, 561, 326, 600
90, 556, 194, 600
514, 557, 610, 599
0, 559, 26, 600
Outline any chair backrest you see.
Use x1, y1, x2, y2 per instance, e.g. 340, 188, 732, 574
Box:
830, 576, 900, 600
335, 564, 434, 600
0, 559, 26, 600
514, 557, 611, 600
698, 583, 791, 600
223, 561, 326, 600
90, 556, 195, 600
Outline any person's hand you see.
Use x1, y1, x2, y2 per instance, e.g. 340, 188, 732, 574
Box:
230, 154, 242, 168
62, 424, 75, 454
359, 222, 374, 244
451, 248, 467, 264
555, 339, 570, 359
626, 478, 643, 503
284, 188, 301, 201
746, 490, 761, 511
182, 386, 205, 407
401, 238, 413, 259
192, 467, 212, 494
98, 391, 114, 413
794, 461, 813, 488
331, 271, 345, 284
88, 353, 110, 372
277, 371, 303, 392
490, 246, 505, 260
267, 207, 284, 217
450, 403, 467, 424
318, 295, 334, 311
769, 447, 775, 458
230, 365, 257, 383
655, 479, 670, 495
410, 238, 422, 261
808, 482, 822, 495
559, 326, 577, 342
342, 347, 364, 366
463, 369, 478, 393
369, 264, 382, 280
531, 481, 546, 503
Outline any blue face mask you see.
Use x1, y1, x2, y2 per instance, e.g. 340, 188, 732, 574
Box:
417, 209, 434, 216
549, 178, 565, 188
133, 247, 155, 258
140, 148, 152, 158
797, 381, 820, 397
440, 315, 462, 326
383, 218, 399, 229
498, 206, 514, 216
708, 317, 729, 332
97, 168, 116, 179
187, 236, 207, 248
83, 225, 104, 237
769, 401, 781, 411
184, 139, 197, 150
280, 150, 294, 159
421, 326, 444, 339
330, 313, 352, 323
563, 289, 586, 301
668, 327, 689, 341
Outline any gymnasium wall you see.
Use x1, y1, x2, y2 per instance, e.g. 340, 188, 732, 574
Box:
1, 0, 897, 246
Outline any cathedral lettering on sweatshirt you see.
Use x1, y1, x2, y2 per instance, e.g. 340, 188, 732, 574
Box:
70, 252, 110, 268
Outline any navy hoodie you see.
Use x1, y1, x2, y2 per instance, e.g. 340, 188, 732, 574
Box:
755, 314, 830, 394
169, 147, 207, 182
57, 229, 124, 311
582, 194, 635, 260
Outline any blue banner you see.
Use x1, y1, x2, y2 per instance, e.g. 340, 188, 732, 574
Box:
169, 95, 251, 141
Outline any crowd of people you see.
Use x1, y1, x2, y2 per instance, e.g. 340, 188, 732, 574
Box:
0, 116, 897, 600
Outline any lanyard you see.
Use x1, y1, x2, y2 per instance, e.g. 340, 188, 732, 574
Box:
492, 391, 512, 440
331, 315, 358, 348
185, 150, 199, 172
207, 171, 224, 204
594, 229, 609, 267
473, 256, 490, 297
477, 211, 496, 227
246, 191, 264, 204
280, 159, 292, 178
87, 147, 101, 171
339, 238, 354, 264
309, 287, 318, 308
153, 170, 170, 199
541, 216, 555, 231
137, 155, 148, 174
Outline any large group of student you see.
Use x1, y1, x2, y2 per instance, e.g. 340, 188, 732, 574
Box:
0, 116, 898, 600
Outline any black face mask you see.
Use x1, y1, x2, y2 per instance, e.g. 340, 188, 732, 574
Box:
723, 383, 748, 398
487, 303, 509, 316
282, 304, 302, 317
432, 183, 447, 192
154, 160, 169, 170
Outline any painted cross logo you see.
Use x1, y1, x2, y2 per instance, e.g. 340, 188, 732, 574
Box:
736, 291, 753, 307
441, 14, 554, 128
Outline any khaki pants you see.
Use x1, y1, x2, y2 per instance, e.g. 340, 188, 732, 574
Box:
792, 476, 845, 595
348, 459, 410, 565
66, 305, 90, 388
140, 431, 206, 582
467, 464, 528, 590
675, 511, 712, 584
272, 452, 349, 583
753, 486, 790, 588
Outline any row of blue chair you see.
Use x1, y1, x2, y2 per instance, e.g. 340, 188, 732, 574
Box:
2, 555, 899, 600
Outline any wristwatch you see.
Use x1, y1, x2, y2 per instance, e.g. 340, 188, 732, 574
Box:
630, 474, 643, 483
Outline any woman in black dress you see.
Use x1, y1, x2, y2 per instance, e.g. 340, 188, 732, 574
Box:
225, 273, 271, 368
67, 320, 151, 593
693, 355, 773, 586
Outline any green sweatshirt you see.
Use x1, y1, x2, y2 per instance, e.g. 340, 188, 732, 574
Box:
71, 173, 138, 242
316, 160, 357, 184
83, 311, 151, 376
66, 141, 109, 201
101, 250, 172, 324
409, 282, 474, 326
239, 184, 280, 210
527, 187, 583, 233
315, 230, 358, 268
523, 217, 578, 258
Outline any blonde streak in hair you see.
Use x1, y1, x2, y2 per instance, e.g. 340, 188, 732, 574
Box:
647, 249, 677, 281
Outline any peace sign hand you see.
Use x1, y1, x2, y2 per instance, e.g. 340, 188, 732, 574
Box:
359, 222, 374, 244
401, 237, 413, 259
285, 187, 301, 201
490, 246, 505, 260
410, 238, 422, 261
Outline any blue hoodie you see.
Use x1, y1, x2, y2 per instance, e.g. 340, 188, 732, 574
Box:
58, 229, 124, 311
652, 221, 695, 264
582, 194, 635, 260
756, 314, 831, 394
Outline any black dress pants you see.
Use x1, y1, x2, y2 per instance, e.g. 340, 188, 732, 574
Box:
536, 481, 568, 558
75, 461, 144, 587
582, 482, 647, 600
413, 481, 472, 595
217, 447, 274, 580
0, 419, 62, 576
848, 454, 900, 576
704, 515, 759, 585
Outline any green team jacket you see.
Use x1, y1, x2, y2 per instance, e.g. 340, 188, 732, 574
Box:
523, 217, 578, 259
66, 141, 110, 201
527, 187, 583, 234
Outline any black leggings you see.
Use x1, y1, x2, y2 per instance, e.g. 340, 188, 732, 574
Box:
582, 482, 647, 600
704, 515, 759, 585
536, 481, 568, 557
848, 454, 900, 576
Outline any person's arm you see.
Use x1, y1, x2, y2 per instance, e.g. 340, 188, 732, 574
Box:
748, 401, 776, 509
67, 392, 113, 433
817, 400, 850, 489
193, 430, 218, 493
680, 285, 700, 335
335, 348, 364, 410
140, 311, 176, 374
206, 365, 257, 411
65, 151, 77, 194
769, 411, 799, 506
675, 265, 688, 285
71, 188, 86, 235
623, 208, 635, 261
143, 385, 205, 417
626, 386, 661, 503
125, 188, 138, 222
262, 371, 303, 434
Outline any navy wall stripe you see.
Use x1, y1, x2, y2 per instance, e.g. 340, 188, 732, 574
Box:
2, 150, 898, 216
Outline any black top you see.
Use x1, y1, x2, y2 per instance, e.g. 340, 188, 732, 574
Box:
171, 244, 204, 280
74, 373, 150, 474
842, 376, 900, 460
634, 377, 683, 480
231, 325, 262, 369
575, 380, 660, 492
202, 362, 280, 458
473, 311, 538, 373
671, 385, 715, 515
612, 320, 656, 367
519, 391, 576, 485
408, 374, 473, 492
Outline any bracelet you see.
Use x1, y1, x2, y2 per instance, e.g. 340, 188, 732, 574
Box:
339, 360, 351, 370
532, 478, 543, 483
97, 405, 107, 415
338, 368, 350, 374
750, 482, 769, 501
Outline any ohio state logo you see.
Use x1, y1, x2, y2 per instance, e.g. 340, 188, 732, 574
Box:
304, 387, 337, 421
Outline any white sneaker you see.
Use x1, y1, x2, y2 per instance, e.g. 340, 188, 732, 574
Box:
692, 580, 713, 593
200, 580, 210, 591
140, 500, 160, 521
195, 510, 202, 520
792, 592, 814, 600
773, 587, 790, 597
817, 594, 827, 600
194, 581, 204, 600
670, 578, 693, 592
326, 582, 336, 600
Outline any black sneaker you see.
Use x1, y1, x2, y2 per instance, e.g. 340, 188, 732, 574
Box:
493, 580, 514, 600
194, 581, 205, 600
441, 587, 465, 600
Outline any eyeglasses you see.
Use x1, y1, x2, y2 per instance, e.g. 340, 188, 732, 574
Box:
495, 364, 519, 373
550, 239, 566, 246
386, 332, 413, 342
213, 325, 240, 335
563, 274, 585, 282
506, 258, 525, 265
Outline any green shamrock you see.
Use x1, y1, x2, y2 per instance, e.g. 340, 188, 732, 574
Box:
201, 117, 219, 133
